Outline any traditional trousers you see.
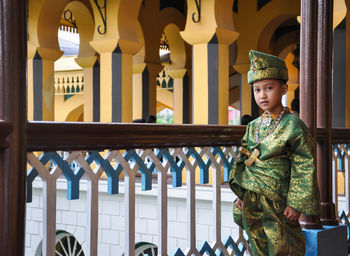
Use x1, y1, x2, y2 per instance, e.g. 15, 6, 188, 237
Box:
235, 190, 305, 256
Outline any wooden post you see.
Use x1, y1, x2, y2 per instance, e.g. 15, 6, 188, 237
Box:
299, 0, 322, 229
0, 0, 27, 255
317, 0, 338, 226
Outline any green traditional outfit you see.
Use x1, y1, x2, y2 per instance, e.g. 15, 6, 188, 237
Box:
229, 50, 321, 256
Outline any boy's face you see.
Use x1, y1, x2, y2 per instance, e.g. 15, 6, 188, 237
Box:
252, 79, 288, 115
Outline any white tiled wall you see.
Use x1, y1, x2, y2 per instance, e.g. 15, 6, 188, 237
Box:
25, 179, 240, 255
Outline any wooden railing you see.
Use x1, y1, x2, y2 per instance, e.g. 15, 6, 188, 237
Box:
25, 123, 350, 255
331, 128, 350, 251
26, 122, 250, 256
332, 129, 350, 213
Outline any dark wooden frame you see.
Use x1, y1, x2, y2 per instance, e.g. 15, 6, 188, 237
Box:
26, 122, 245, 151
0, 0, 27, 255
26, 122, 350, 152
0, 0, 347, 254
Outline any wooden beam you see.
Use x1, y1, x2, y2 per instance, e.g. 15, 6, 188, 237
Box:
299, 0, 322, 229
317, 0, 338, 226
0, 0, 27, 254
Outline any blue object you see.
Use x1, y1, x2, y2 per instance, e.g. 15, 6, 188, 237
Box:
303, 225, 347, 256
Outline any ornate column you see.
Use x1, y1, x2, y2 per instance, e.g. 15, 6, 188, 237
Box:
167, 69, 190, 124
181, 0, 238, 124
90, 39, 141, 123
27, 47, 63, 121
299, 0, 322, 228
0, 0, 27, 254
132, 63, 146, 121
89, 0, 142, 123
132, 63, 163, 121
142, 63, 163, 120
75, 56, 99, 122
317, 0, 338, 226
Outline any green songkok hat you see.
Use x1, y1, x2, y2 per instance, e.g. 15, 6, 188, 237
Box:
247, 50, 288, 85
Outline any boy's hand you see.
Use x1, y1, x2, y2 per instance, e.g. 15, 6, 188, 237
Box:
236, 199, 243, 210
284, 206, 300, 221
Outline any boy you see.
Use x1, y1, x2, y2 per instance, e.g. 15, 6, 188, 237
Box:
229, 50, 320, 255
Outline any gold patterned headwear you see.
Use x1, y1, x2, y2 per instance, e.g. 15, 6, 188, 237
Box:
247, 50, 288, 85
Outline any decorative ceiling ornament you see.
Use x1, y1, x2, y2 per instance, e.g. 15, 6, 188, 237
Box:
93, 0, 107, 34
63, 9, 77, 28
192, 0, 201, 23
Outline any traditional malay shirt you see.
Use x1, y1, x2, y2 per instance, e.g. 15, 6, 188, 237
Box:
229, 111, 321, 216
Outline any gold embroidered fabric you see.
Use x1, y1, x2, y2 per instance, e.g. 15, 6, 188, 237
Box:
247, 50, 288, 85
230, 112, 320, 215
235, 191, 305, 256
229, 112, 321, 255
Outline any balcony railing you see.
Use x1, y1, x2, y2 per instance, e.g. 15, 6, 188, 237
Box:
332, 129, 350, 237
26, 122, 251, 256
25, 123, 350, 255
54, 71, 84, 95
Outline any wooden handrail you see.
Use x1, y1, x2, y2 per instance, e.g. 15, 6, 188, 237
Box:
26, 121, 246, 151
26, 122, 350, 152
331, 128, 350, 144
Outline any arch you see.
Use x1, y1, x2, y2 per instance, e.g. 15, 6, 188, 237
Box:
234, 0, 300, 64
159, 7, 186, 32
66, 1, 95, 58
139, 5, 186, 64
164, 23, 186, 69
159, 8, 187, 68
118, 0, 143, 42
258, 15, 299, 54
37, 0, 73, 49
133, 21, 145, 65
66, 104, 84, 122
28, 0, 93, 54
270, 30, 299, 57
335, 0, 347, 28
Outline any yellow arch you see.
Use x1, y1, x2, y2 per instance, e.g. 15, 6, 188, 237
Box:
234, 0, 300, 64
164, 24, 186, 69
258, 15, 298, 54
28, 0, 94, 55
66, 104, 84, 122
66, 1, 95, 58
132, 21, 145, 65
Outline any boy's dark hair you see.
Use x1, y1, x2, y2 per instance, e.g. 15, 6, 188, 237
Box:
241, 114, 253, 125
278, 79, 287, 85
